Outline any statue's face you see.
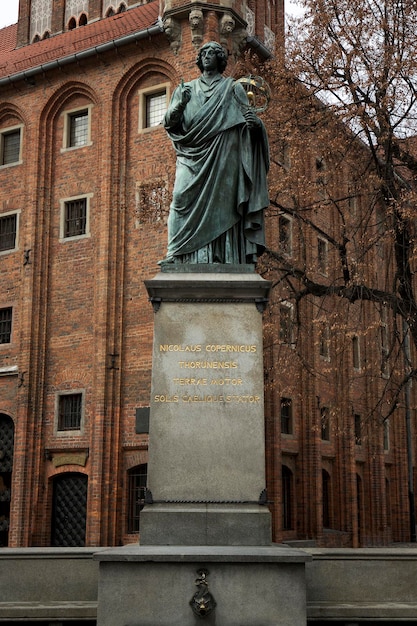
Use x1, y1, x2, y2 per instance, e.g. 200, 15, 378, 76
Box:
200, 46, 218, 71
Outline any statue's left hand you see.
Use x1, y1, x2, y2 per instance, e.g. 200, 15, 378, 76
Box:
244, 109, 261, 128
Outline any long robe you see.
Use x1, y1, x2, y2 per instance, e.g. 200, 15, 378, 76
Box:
163, 74, 269, 264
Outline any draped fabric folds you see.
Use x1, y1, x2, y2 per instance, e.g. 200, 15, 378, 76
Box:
163, 75, 269, 264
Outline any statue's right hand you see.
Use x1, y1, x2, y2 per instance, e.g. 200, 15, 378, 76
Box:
180, 84, 192, 106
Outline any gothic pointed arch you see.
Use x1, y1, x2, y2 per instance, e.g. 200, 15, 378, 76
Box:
0, 103, 28, 129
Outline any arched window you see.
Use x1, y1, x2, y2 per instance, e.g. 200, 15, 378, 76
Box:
0, 415, 14, 547
127, 464, 147, 533
79, 13, 88, 26
68, 17, 77, 30
43, 31, 51, 39
32, 34, 41, 43
106, 7, 115, 17
118, 3, 127, 12
282, 465, 293, 530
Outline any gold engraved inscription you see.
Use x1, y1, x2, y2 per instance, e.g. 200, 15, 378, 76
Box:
155, 342, 260, 404
160, 344, 256, 353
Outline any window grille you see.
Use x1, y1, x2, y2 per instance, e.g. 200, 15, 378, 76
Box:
58, 393, 82, 430
69, 110, 88, 147
64, 198, 87, 237
0, 308, 12, 344
146, 92, 166, 127
127, 464, 147, 533
51, 473, 87, 546
0, 214, 17, 252
2, 130, 20, 165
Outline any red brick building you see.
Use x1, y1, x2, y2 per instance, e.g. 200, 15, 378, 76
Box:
0, 0, 415, 549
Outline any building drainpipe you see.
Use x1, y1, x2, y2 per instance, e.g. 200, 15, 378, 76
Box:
403, 318, 416, 542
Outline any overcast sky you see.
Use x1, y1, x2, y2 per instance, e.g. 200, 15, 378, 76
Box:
0, 1, 19, 29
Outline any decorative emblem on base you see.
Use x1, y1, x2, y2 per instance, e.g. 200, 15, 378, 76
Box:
190, 569, 216, 618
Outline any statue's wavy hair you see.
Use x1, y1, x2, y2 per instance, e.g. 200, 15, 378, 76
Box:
196, 42, 228, 74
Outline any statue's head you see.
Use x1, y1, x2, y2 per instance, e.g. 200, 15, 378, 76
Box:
196, 42, 228, 74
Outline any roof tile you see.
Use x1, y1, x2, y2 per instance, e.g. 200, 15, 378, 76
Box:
0, 3, 161, 80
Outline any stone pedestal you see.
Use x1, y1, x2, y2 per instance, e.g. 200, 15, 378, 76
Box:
140, 268, 271, 546
95, 268, 310, 625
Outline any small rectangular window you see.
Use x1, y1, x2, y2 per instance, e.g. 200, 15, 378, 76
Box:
146, 91, 167, 128
280, 303, 294, 345
0, 307, 12, 344
58, 393, 83, 431
0, 213, 17, 252
1, 128, 21, 165
64, 198, 87, 238
279, 215, 292, 256
68, 109, 89, 147
138, 83, 170, 132
281, 397, 293, 435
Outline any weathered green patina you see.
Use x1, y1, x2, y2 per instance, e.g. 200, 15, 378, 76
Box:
161, 42, 269, 265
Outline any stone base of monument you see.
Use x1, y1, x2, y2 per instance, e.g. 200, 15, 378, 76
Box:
94, 269, 310, 625
95, 544, 310, 626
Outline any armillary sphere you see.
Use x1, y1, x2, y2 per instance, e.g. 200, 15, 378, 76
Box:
236, 75, 271, 112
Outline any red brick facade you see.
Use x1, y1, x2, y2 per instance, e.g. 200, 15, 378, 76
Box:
0, 0, 414, 549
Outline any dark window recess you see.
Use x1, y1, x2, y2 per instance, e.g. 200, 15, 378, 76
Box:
58, 393, 82, 430
136, 407, 150, 434
0, 308, 12, 344
322, 469, 331, 528
354, 414, 362, 445
321, 407, 330, 441
2, 130, 20, 165
279, 305, 293, 344
280, 397, 292, 435
282, 465, 293, 530
64, 198, 87, 237
0, 214, 17, 251
279, 215, 292, 255
127, 464, 147, 533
